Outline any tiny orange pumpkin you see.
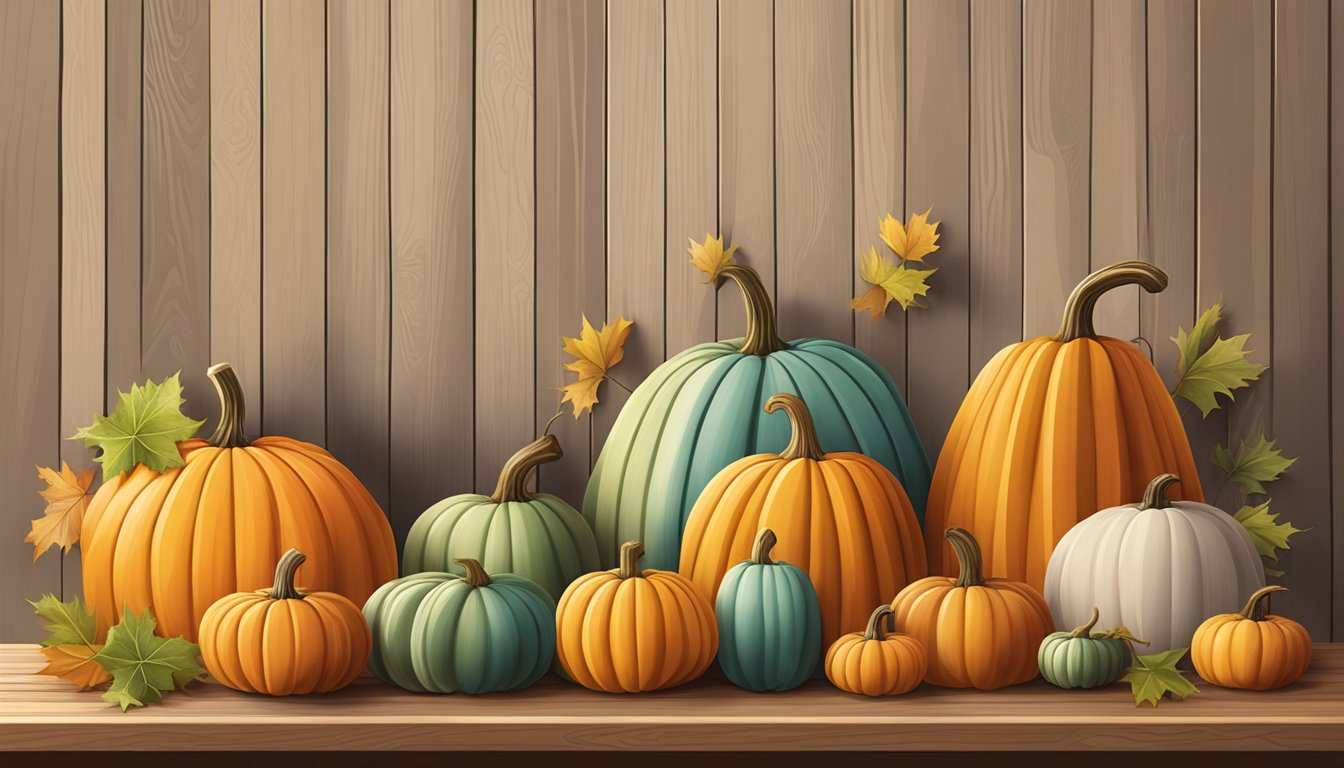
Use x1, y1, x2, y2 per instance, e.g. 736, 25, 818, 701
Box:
1191, 585, 1311, 691
825, 605, 927, 697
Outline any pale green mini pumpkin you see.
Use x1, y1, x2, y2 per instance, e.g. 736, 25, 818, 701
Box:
1038, 607, 1145, 690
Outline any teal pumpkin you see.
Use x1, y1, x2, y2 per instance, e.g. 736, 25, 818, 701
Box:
584, 262, 931, 569
715, 528, 823, 692
402, 434, 600, 600
363, 559, 555, 693
1037, 607, 1140, 690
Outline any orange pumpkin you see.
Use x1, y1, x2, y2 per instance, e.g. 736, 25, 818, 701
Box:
1191, 585, 1312, 691
924, 261, 1204, 590
680, 393, 926, 646
556, 540, 717, 693
825, 605, 926, 697
891, 527, 1053, 689
199, 549, 371, 695
81, 363, 398, 641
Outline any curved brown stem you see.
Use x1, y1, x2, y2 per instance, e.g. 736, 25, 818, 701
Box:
863, 605, 895, 641
717, 263, 787, 356
268, 548, 307, 600
1140, 474, 1181, 510
207, 363, 250, 448
490, 434, 564, 503
1054, 261, 1168, 342
946, 527, 986, 588
617, 540, 645, 580
751, 528, 777, 565
764, 393, 824, 461
1239, 585, 1287, 621
454, 558, 493, 587
1071, 607, 1101, 638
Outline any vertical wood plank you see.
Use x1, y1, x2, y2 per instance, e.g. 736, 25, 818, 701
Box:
210, 0, 261, 437
390, 0, 475, 533
853, 0, 907, 387
1333, 0, 1344, 642
665, 0, 718, 353
143, 0, 212, 419
969, 0, 1023, 373
718, 0, 774, 339
475, 0, 536, 487
262, 0, 325, 444
906, 0, 969, 457
0, 0, 60, 637
1269, 0, 1330, 638
327, 0, 391, 509
106, 0, 142, 404
774, 0, 852, 344
1022, 0, 1090, 338
535, 0, 605, 497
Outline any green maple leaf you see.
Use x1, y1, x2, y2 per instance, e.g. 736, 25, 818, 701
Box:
28, 594, 99, 647
71, 372, 204, 480
1172, 303, 1223, 379
1213, 433, 1297, 497
1120, 647, 1198, 707
91, 606, 204, 710
1171, 333, 1267, 417
1235, 501, 1305, 562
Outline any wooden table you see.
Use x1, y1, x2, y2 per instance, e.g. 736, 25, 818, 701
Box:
2, 643, 1342, 755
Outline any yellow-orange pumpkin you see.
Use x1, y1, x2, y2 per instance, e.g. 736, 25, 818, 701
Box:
680, 393, 926, 646
199, 549, 371, 695
556, 540, 717, 693
825, 605, 926, 697
1191, 585, 1312, 691
924, 261, 1204, 590
891, 527, 1053, 689
81, 363, 397, 641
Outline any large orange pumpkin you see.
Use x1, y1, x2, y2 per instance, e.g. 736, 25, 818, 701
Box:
924, 261, 1204, 590
81, 363, 397, 641
679, 393, 926, 646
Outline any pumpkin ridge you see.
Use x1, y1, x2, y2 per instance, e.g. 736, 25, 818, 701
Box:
228, 448, 283, 595
154, 449, 221, 638
794, 345, 911, 483
997, 341, 1062, 581
818, 459, 878, 639
770, 350, 865, 459
194, 450, 240, 626
245, 446, 341, 594
83, 468, 157, 637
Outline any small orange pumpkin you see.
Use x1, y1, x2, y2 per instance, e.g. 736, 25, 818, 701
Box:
1191, 585, 1311, 691
556, 540, 717, 693
199, 549, 371, 695
891, 527, 1053, 689
825, 605, 926, 697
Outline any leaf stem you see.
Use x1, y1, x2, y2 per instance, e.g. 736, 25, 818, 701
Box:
607, 376, 633, 394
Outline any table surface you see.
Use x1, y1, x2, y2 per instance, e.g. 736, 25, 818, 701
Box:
2, 643, 1342, 752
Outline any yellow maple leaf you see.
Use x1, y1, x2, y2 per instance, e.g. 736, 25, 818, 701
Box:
26, 462, 94, 562
879, 207, 941, 262
560, 315, 634, 418
852, 245, 937, 317
688, 233, 739, 280
38, 642, 111, 689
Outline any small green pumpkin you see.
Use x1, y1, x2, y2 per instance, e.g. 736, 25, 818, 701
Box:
363, 559, 555, 694
715, 528, 823, 692
1037, 607, 1145, 690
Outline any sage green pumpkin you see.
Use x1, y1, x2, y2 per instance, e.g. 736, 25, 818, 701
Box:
402, 434, 600, 600
1037, 608, 1138, 690
584, 262, 931, 570
715, 529, 823, 692
363, 560, 555, 694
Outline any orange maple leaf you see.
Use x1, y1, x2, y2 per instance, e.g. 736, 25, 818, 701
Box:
26, 462, 94, 562
560, 315, 634, 418
38, 643, 111, 689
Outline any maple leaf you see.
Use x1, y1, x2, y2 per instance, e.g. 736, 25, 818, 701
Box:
687, 233, 738, 281
1120, 647, 1198, 707
878, 208, 940, 262
1212, 433, 1297, 497
29, 595, 110, 689
39, 643, 111, 689
25, 462, 94, 562
560, 315, 634, 418
851, 245, 937, 317
1235, 501, 1305, 562
71, 372, 204, 480
92, 606, 204, 710
1173, 303, 1223, 381
1171, 333, 1266, 417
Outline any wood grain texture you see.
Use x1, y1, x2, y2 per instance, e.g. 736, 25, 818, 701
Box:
535, 0, 605, 499
475, 0, 536, 488
1334, 0, 1344, 642
852, 0, 906, 388
209, 0, 261, 437
142, 0, 212, 421
106, 0, 143, 406
390, 0, 475, 535
0, 0, 60, 639
261, 0, 325, 444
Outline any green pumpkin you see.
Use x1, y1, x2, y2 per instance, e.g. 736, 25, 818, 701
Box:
363, 560, 555, 693
715, 529, 823, 692
1037, 607, 1141, 690
402, 434, 600, 600
584, 262, 931, 570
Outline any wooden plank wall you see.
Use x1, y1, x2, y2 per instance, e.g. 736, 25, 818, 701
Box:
0, 0, 1340, 642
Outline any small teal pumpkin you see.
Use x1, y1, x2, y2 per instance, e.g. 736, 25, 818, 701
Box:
715, 529, 823, 692
363, 559, 555, 694
1037, 607, 1143, 690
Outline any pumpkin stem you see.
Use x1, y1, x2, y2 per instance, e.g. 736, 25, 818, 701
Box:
946, 527, 986, 588
1071, 607, 1101, 638
617, 540, 645, 580
764, 393, 824, 461
863, 605, 896, 641
454, 558, 493, 587
489, 434, 564, 503
268, 548, 307, 600
750, 528, 778, 565
1239, 585, 1287, 621
717, 262, 787, 356
207, 363, 251, 448
1139, 473, 1181, 510
1054, 261, 1168, 342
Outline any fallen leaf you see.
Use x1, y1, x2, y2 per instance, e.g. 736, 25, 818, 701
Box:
560, 315, 634, 418
25, 462, 94, 562
1171, 332, 1266, 417
878, 208, 940, 262
39, 643, 111, 689
29, 594, 100, 648
1212, 433, 1297, 497
1235, 500, 1305, 562
1120, 647, 1198, 707
852, 245, 937, 316
687, 233, 738, 280
92, 606, 204, 710
71, 372, 205, 480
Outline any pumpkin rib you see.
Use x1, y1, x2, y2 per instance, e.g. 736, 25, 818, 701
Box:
83, 467, 159, 637
661, 570, 718, 683
580, 578, 622, 691
191, 451, 238, 634
817, 459, 877, 641
992, 341, 1061, 581
646, 573, 687, 690
243, 446, 339, 592
112, 467, 185, 632
229, 448, 282, 594
152, 450, 221, 639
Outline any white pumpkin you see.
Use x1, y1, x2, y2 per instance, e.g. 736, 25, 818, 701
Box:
1044, 473, 1265, 654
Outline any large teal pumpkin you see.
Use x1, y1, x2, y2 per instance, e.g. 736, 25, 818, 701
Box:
402, 434, 600, 600
584, 262, 931, 569
363, 560, 556, 694
715, 528, 823, 692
